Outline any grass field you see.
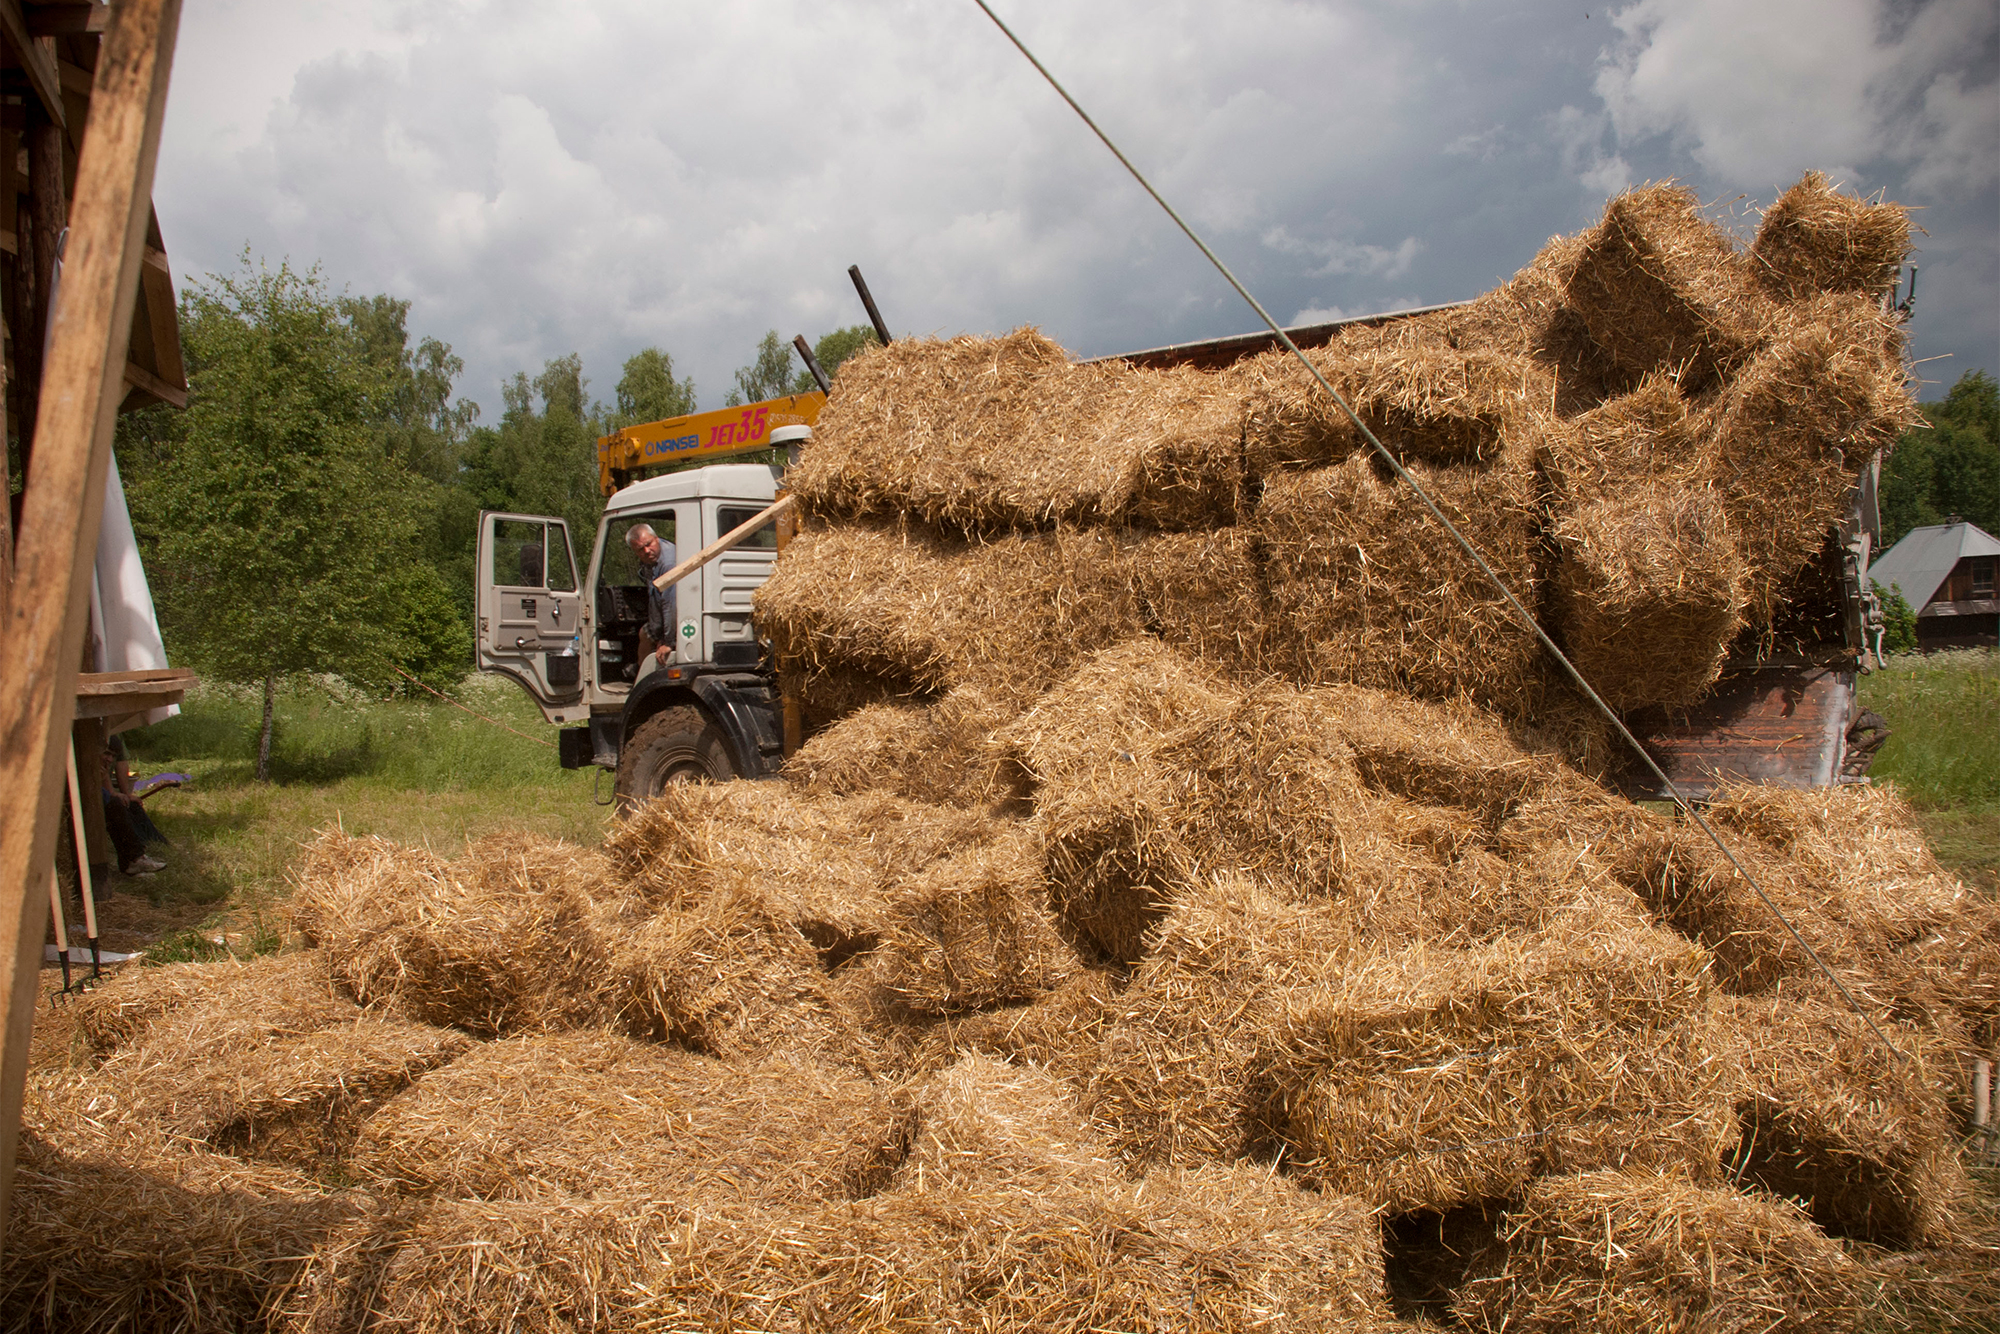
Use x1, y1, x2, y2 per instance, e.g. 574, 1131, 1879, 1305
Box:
94, 673, 603, 958
1858, 647, 2000, 893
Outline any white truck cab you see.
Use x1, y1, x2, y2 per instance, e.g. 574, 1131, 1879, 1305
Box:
476, 461, 789, 799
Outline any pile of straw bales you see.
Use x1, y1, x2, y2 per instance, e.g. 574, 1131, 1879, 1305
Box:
13, 176, 1988, 1333
769, 174, 1918, 720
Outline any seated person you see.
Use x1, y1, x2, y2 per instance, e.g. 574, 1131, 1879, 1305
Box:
102, 735, 164, 877
626, 523, 678, 678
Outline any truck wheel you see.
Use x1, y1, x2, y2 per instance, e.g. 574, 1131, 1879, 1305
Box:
615, 705, 736, 808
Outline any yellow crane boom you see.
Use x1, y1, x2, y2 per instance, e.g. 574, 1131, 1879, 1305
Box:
596, 391, 827, 497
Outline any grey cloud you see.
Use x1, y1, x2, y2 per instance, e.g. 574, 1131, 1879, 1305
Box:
152, 0, 1993, 421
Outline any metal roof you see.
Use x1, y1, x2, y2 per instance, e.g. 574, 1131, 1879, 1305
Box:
1868, 520, 2000, 608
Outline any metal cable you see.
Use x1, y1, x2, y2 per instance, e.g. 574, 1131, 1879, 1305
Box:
969, 0, 1904, 1059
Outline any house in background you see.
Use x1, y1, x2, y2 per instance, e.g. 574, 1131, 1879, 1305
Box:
1869, 518, 2000, 649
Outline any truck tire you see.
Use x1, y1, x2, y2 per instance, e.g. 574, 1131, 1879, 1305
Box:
615, 705, 736, 808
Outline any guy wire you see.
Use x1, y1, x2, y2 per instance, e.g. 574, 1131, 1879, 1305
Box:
969, 0, 1904, 1060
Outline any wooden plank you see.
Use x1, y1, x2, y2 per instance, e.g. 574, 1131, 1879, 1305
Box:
74, 666, 195, 693
55, 57, 92, 97
138, 228, 183, 390
0, 0, 180, 1237
120, 354, 185, 407
0, 1, 64, 126
1614, 665, 1854, 801
74, 690, 183, 719
27, 3, 108, 37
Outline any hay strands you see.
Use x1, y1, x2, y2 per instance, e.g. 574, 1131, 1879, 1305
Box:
969, 0, 1906, 1065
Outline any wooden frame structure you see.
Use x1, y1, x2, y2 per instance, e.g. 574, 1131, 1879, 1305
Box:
0, 0, 183, 1241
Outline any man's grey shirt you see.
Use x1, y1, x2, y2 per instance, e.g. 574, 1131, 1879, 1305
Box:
637, 543, 677, 649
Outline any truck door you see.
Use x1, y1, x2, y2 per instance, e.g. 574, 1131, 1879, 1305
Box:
477, 512, 584, 711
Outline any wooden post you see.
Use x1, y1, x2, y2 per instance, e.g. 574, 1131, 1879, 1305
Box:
1977, 1058, 1993, 1166
774, 498, 803, 757
0, 0, 181, 1239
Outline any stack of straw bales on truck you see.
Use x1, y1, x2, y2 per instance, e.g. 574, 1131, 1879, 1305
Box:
11, 176, 1997, 1332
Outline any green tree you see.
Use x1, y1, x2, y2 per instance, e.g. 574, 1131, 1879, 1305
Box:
1873, 580, 1919, 655
129, 259, 426, 778
462, 353, 605, 564
725, 330, 815, 406
1881, 369, 2000, 546
607, 347, 697, 429
338, 294, 482, 650
811, 324, 881, 383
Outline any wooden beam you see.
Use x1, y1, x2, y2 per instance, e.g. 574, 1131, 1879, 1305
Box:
25, 3, 107, 37
0, 0, 180, 1237
56, 57, 90, 97
651, 493, 795, 591
0, 1, 64, 127
120, 356, 184, 408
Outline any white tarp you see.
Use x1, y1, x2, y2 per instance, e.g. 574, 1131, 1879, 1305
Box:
91, 447, 176, 730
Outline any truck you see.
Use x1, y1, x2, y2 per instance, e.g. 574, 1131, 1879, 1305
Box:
475, 392, 824, 804
478, 308, 1891, 804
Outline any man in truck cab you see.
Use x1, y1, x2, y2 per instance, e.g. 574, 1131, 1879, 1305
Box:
626, 522, 677, 671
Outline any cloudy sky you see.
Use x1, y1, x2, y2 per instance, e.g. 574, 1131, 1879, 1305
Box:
155, 0, 1997, 422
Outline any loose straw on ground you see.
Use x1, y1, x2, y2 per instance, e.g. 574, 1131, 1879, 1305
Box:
967, 0, 1903, 1061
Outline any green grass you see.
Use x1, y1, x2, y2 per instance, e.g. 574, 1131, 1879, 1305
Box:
98, 673, 607, 954
1858, 648, 2000, 891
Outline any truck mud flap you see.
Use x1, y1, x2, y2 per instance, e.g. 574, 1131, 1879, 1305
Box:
691, 674, 785, 779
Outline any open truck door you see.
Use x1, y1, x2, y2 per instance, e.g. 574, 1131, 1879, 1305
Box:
477, 512, 584, 717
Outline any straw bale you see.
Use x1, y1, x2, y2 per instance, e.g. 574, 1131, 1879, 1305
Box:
1015, 642, 1630, 960
1299, 683, 1545, 820
788, 327, 1250, 534
1417, 229, 1631, 413
1003, 640, 1245, 961
604, 781, 995, 956
912, 969, 1117, 1084
796, 659, 918, 732
755, 520, 1147, 695
891, 1055, 1121, 1196
287, 1165, 1392, 1334
1710, 292, 1917, 623
1245, 344, 1548, 475
2, 1126, 359, 1334
105, 1006, 470, 1168
1453, 1168, 1865, 1333
605, 881, 880, 1070
72, 948, 353, 1056
1559, 183, 1772, 391
1613, 784, 1971, 995
352, 1029, 895, 1205
1267, 918, 1735, 1213
1549, 487, 1746, 710
784, 682, 1030, 809
1118, 525, 1269, 672
1540, 374, 1745, 709
1751, 172, 1912, 304
1084, 875, 1360, 1167
1719, 986, 1968, 1246
868, 829, 1080, 1015
1538, 372, 1711, 499
293, 830, 612, 1036
1254, 452, 1544, 714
